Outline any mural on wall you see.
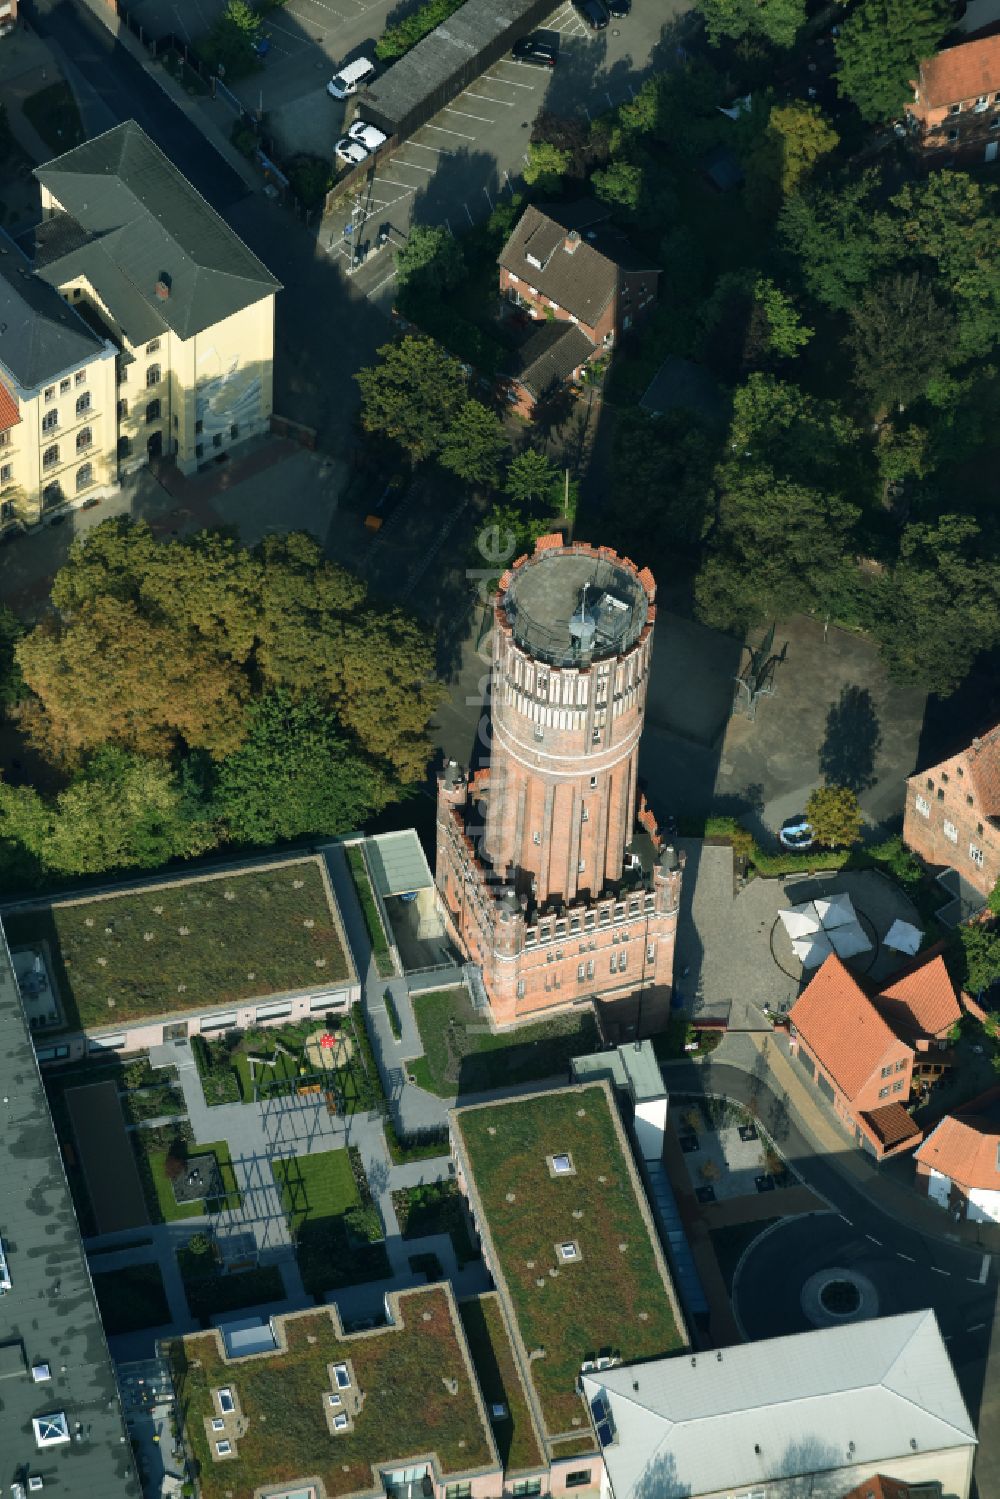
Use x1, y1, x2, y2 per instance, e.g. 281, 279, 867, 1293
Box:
195, 347, 262, 439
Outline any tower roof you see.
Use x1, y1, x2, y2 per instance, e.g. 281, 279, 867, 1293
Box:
498, 537, 654, 668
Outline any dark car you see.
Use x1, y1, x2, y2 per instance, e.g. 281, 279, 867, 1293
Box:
608, 0, 630, 15
574, 0, 609, 29
511, 34, 557, 66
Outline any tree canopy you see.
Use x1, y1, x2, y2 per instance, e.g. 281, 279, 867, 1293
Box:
355, 335, 467, 464
835, 0, 950, 123
697, 0, 807, 50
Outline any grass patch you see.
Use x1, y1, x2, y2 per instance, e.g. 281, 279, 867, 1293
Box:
454, 1086, 684, 1436
383, 1117, 450, 1164
410, 987, 598, 1097
271, 1147, 389, 1297
177, 1238, 285, 1325
708, 1218, 782, 1296
131, 1124, 241, 1224
346, 847, 394, 978
92, 1262, 171, 1335
458, 1294, 544, 1473
3, 858, 348, 1031
21, 82, 84, 154
391, 1180, 478, 1265
170, 1289, 493, 1499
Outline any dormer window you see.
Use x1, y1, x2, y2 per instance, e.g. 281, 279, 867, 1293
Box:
526, 253, 542, 269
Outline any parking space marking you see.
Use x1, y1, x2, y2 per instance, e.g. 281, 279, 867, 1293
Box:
979, 1253, 991, 1284
486, 66, 539, 88
444, 106, 495, 123
930, 1266, 950, 1276
897, 1252, 915, 1261
865, 1234, 881, 1245
463, 90, 517, 106
406, 141, 454, 155
424, 123, 475, 140
387, 158, 435, 173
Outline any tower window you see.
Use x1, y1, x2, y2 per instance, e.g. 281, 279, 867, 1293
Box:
589, 776, 597, 789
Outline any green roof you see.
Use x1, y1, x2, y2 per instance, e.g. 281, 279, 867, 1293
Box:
458, 1294, 545, 1475
2, 857, 353, 1031
34, 122, 280, 341
452, 1084, 686, 1440
169, 1289, 497, 1499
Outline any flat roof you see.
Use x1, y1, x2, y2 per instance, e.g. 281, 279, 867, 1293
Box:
0, 927, 140, 1498
365, 831, 434, 898
168, 1288, 498, 1499
458, 1294, 545, 1475
1, 856, 354, 1034
451, 1083, 687, 1446
571, 1041, 664, 1102
500, 545, 649, 667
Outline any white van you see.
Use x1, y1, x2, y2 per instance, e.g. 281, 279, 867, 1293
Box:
327, 57, 376, 100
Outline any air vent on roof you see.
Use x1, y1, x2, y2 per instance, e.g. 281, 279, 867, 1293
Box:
564, 230, 581, 255
154, 274, 172, 301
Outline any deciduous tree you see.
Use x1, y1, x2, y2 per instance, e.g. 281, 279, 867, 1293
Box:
355, 335, 467, 465
846, 274, 957, 414
697, 0, 806, 50
395, 225, 466, 298
439, 401, 507, 488
836, 0, 950, 123
805, 784, 864, 848
746, 102, 838, 210
523, 141, 571, 194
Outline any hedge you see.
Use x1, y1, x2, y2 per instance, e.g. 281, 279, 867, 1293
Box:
376, 0, 465, 60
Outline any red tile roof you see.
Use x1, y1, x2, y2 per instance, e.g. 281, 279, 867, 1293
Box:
965, 723, 1000, 816
915, 1113, 1000, 1191
857, 1103, 923, 1154
840, 1475, 916, 1499
790, 958, 905, 1101
874, 952, 962, 1041
919, 34, 1000, 106
0, 380, 20, 434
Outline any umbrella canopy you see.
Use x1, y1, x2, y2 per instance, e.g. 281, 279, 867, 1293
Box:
884, 918, 923, 955
780, 891, 872, 968
791, 931, 835, 968
828, 922, 872, 960
813, 891, 855, 930
779, 905, 821, 939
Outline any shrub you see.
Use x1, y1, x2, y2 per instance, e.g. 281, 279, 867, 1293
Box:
383, 1117, 449, 1164
287, 154, 332, 211
384, 989, 403, 1041
376, 0, 465, 60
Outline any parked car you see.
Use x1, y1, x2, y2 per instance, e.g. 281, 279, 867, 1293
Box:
511, 34, 557, 66
778, 815, 814, 851
608, 0, 630, 14
348, 120, 388, 151
335, 137, 369, 166
574, 0, 609, 28
327, 56, 376, 99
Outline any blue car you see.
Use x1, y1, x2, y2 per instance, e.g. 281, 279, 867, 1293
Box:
779, 815, 814, 851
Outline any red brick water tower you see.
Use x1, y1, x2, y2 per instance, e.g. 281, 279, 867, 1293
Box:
436, 535, 683, 1031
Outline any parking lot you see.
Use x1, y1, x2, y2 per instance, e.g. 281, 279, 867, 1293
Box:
321, 0, 687, 304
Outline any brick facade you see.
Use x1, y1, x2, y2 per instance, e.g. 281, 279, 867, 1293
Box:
435, 536, 682, 1032
903, 730, 1000, 903
498, 263, 657, 349
905, 36, 1000, 165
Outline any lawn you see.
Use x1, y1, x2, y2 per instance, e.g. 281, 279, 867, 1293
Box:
458, 1294, 544, 1474
391, 1180, 478, 1265
3, 858, 349, 1031
409, 987, 598, 1097
177, 1238, 285, 1325
21, 81, 84, 154
169, 1289, 493, 1499
131, 1124, 241, 1224
271, 1147, 389, 1297
346, 846, 394, 978
453, 1086, 685, 1436
92, 1262, 171, 1335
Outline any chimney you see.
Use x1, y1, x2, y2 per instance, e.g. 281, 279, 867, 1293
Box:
564, 230, 581, 254
154, 273, 172, 301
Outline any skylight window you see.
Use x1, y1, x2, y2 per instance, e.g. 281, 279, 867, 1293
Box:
559, 1241, 580, 1261
333, 1413, 349, 1430
217, 1388, 235, 1413
334, 1362, 351, 1389
33, 1412, 70, 1449
216, 1440, 232, 1456
491, 1403, 509, 1420
328, 1394, 342, 1407
552, 1153, 573, 1175
211, 1418, 225, 1432
0, 1236, 11, 1292
31, 1363, 51, 1383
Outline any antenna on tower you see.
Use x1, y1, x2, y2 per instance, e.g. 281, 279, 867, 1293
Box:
569, 583, 597, 656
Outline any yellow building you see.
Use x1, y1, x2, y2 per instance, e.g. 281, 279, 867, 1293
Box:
0, 234, 118, 528
0, 120, 280, 533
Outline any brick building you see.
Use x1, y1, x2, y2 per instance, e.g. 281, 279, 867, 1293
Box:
914, 1087, 1000, 1225
498, 202, 659, 414
435, 535, 682, 1032
905, 33, 1000, 163
903, 723, 1000, 914
788, 951, 962, 1160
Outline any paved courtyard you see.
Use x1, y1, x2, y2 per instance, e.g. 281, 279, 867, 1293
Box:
674, 849, 926, 1030
669, 1101, 773, 1202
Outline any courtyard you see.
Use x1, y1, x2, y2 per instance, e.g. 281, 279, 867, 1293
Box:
670, 1096, 793, 1205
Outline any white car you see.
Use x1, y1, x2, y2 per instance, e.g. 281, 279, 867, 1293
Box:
348, 120, 387, 152
335, 137, 369, 166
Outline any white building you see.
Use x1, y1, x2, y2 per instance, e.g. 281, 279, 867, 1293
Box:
582, 1310, 976, 1499
916, 1110, 1000, 1225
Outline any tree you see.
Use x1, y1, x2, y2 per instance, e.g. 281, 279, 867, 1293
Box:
439, 401, 508, 488
846, 274, 957, 414
0, 606, 24, 707
725, 374, 863, 496
214, 691, 392, 845
506, 449, 558, 507
609, 409, 716, 561
872, 515, 1000, 693
956, 923, 1000, 996
394, 225, 465, 299
778, 170, 888, 313
592, 160, 644, 213
876, 423, 929, 503
836, 0, 950, 123
805, 785, 864, 848
523, 141, 571, 194
700, 274, 812, 378
746, 102, 839, 210
355, 336, 467, 465
989, 880, 1000, 918
697, 0, 806, 49
198, 0, 261, 79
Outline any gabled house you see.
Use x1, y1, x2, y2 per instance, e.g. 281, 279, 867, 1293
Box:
497, 201, 659, 414
906, 33, 1000, 163
903, 723, 1000, 914
915, 1087, 1000, 1224
788, 951, 961, 1160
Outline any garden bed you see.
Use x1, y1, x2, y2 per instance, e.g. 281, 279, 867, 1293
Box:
131, 1124, 241, 1224
383, 1117, 450, 1165
346, 846, 394, 978
409, 986, 597, 1097
177, 1236, 285, 1324
391, 1180, 478, 1265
